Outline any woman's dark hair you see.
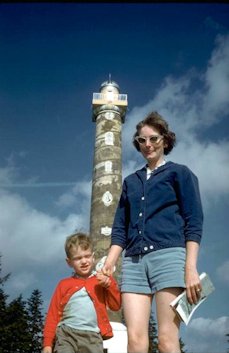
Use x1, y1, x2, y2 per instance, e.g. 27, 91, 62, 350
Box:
132, 111, 176, 155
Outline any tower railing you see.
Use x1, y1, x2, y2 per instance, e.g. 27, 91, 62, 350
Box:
92, 93, 128, 105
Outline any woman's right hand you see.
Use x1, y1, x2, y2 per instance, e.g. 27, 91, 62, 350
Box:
101, 245, 123, 276
101, 260, 114, 277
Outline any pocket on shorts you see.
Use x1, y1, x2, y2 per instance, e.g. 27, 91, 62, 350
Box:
53, 326, 75, 353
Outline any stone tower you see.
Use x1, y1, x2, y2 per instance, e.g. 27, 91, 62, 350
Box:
90, 78, 128, 259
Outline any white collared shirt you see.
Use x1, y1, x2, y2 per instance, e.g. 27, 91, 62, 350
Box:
146, 160, 166, 180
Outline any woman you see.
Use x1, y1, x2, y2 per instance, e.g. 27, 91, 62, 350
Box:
102, 111, 204, 353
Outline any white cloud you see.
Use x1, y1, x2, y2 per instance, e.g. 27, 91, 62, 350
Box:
56, 180, 91, 211
203, 34, 229, 120
0, 164, 78, 188
0, 163, 88, 300
0, 165, 18, 185
122, 159, 140, 180
171, 140, 229, 210
189, 316, 229, 336
1, 34, 229, 317
122, 34, 229, 208
0, 166, 91, 295
9, 272, 37, 292
217, 260, 229, 286
0, 190, 86, 266
182, 316, 229, 353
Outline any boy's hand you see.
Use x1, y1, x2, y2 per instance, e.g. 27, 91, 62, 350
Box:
43, 347, 52, 353
101, 262, 115, 277
96, 269, 111, 288
96, 255, 116, 276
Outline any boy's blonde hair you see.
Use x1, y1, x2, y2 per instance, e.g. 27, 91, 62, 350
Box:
65, 232, 93, 258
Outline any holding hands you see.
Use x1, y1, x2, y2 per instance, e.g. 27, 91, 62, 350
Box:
95, 255, 116, 288
96, 269, 111, 288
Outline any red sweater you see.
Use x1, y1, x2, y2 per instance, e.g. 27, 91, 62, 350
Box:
43, 275, 121, 347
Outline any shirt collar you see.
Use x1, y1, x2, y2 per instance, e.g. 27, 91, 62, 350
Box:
146, 160, 166, 179
73, 270, 96, 279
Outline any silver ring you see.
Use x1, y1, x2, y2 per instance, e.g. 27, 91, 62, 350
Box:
197, 289, 201, 292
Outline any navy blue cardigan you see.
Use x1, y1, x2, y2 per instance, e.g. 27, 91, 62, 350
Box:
111, 161, 203, 257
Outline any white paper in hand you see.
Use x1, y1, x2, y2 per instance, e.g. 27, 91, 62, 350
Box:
170, 272, 215, 325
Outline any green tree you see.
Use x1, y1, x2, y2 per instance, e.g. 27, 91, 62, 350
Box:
0, 254, 11, 352
147, 308, 187, 353
148, 312, 158, 353
6, 294, 31, 353
0, 288, 8, 351
179, 337, 187, 353
226, 333, 229, 353
0, 255, 45, 353
27, 289, 44, 353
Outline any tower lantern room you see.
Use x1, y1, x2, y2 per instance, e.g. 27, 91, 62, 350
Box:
92, 78, 127, 122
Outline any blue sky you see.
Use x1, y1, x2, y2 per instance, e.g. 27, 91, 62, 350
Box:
0, 3, 229, 352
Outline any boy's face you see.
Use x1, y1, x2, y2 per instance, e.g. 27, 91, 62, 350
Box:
66, 246, 94, 278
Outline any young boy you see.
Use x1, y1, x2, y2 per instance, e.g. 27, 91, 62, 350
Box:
43, 232, 121, 353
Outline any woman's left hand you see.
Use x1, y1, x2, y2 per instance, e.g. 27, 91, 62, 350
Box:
185, 267, 202, 304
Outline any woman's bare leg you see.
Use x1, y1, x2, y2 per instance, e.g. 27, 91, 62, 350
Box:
122, 292, 152, 353
155, 288, 183, 353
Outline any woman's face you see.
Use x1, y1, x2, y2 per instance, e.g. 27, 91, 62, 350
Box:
138, 125, 166, 167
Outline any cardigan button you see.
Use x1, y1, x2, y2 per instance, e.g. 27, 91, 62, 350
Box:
144, 246, 148, 251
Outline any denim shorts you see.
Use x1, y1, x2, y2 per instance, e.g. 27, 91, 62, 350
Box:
120, 247, 186, 294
